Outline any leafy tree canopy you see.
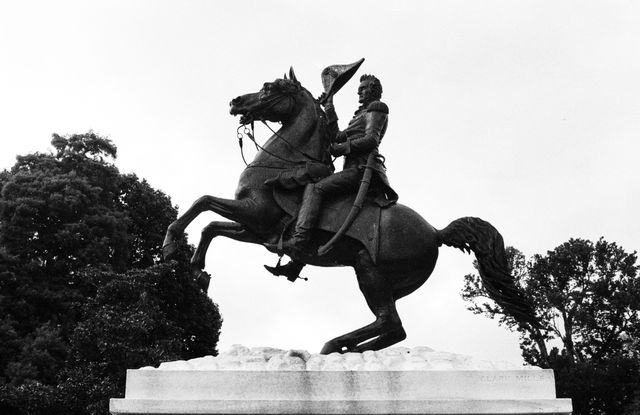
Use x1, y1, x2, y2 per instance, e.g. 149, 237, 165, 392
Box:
462, 238, 639, 365
462, 238, 640, 414
0, 133, 221, 415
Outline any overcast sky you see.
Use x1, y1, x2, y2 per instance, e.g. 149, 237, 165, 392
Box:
1, 1, 638, 364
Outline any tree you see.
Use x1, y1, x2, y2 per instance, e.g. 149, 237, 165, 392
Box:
462, 238, 640, 414
0, 133, 222, 414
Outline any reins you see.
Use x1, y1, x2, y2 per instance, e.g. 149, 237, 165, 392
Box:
237, 123, 297, 166
235, 89, 330, 167
260, 119, 326, 164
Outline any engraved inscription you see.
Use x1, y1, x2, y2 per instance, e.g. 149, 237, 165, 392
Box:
480, 374, 547, 383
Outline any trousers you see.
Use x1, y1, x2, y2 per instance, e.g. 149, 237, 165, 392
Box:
292, 168, 362, 241
314, 167, 361, 196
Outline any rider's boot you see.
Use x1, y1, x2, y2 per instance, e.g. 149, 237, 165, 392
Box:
281, 184, 323, 253
264, 260, 305, 282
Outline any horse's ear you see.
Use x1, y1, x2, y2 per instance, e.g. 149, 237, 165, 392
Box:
284, 73, 288, 80
289, 67, 299, 83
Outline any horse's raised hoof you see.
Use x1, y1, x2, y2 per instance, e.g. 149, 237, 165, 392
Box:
163, 223, 183, 260
194, 270, 211, 292
162, 241, 178, 261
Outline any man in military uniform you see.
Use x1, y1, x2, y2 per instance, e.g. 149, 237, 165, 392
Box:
265, 74, 397, 280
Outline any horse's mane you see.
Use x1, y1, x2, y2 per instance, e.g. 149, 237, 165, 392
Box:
268, 78, 332, 164
298, 84, 331, 160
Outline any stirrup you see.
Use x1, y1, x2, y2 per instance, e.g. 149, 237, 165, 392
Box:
281, 234, 312, 254
265, 237, 308, 257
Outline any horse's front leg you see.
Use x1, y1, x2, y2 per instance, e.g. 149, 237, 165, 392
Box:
190, 221, 263, 291
163, 195, 259, 260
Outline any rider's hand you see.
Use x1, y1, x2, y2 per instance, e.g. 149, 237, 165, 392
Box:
330, 142, 349, 156
319, 93, 334, 108
334, 131, 348, 143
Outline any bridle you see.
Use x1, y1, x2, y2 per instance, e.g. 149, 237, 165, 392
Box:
235, 85, 330, 167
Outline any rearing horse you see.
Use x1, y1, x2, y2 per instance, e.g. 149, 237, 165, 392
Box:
163, 67, 538, 354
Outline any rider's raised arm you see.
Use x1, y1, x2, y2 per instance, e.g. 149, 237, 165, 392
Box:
322, 98, 342, 143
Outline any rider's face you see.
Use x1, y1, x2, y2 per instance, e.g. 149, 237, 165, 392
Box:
358, 80, 374, 105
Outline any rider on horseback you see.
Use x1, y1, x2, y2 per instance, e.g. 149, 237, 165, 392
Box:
166, 64, 541, 349
265, 73, 398, 281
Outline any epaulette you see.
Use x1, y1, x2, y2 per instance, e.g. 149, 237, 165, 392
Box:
366, 101, 389, 114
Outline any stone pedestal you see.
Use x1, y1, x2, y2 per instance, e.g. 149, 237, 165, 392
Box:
109, 346, 572, 414
111, 369, 571, 414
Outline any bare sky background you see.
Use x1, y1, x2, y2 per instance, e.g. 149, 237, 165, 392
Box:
1, 1, 639, 364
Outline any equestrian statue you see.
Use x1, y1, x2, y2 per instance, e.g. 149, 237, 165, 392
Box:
162, 59, 539, 354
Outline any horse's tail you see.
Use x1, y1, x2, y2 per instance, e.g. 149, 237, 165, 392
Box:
437, 217, 540, 328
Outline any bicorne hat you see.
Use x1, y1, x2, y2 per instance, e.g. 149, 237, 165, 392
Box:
320, 58, 365, 103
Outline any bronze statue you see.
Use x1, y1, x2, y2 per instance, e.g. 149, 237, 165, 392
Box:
163, 63, 539, 354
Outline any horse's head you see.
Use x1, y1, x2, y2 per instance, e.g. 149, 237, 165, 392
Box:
230, 67, 330, 165
229, 68, 311, 125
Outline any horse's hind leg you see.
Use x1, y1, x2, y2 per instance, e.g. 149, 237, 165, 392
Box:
163, 195, 258, 259
320, 249, 406, 354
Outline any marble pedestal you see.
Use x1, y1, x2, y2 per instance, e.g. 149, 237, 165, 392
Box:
110, 346, 571, 414
110, 369, 571, 414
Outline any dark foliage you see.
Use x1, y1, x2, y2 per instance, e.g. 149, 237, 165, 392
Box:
461, 238, 640, 414
0, 133, 221, 414
552, 354, 639, 415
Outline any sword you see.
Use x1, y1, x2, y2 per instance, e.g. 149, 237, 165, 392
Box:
317, 151, 377, 256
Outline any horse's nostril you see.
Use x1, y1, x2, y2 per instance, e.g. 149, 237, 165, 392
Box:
231, 96, 243, 106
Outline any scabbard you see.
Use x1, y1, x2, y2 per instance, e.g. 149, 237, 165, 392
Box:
317, 152, 377, 256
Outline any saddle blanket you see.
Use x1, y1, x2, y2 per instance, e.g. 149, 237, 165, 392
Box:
273, 188, 382, 264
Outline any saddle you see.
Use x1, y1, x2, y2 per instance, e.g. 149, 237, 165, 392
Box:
273, 187, 383, 264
